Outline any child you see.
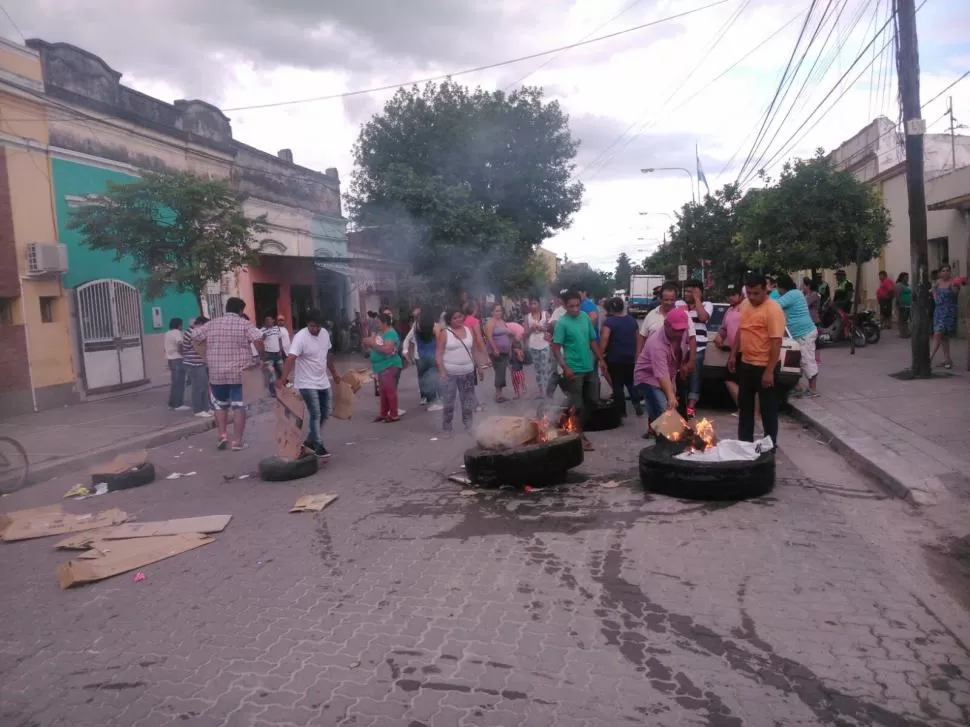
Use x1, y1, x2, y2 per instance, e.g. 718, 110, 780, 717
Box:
509, 339, 526, 399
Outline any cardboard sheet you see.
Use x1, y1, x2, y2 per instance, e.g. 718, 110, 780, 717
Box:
0, 506, 130, 542
275, 386, 307, 459
341, 369, 370, 393
89, 449, 148, 476
56, 533, 213, 588
650, 409, 690, 441
290, 493, 338, 513
54, 515, 232, 550
242, 364, 267, 405
331, 381, 354, 420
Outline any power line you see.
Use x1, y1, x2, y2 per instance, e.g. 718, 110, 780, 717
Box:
502, 0, 649, 91
222, 0, 731, 112
0, 4, 24, 42
577, 0, 753, 182
923, 69, 970, 107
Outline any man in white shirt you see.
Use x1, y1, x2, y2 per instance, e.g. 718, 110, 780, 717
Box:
278, 309, 340, 460
164, 318, 190, 411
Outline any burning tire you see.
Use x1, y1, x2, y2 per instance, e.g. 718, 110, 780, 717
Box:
464, 433, 584, 487
584, 400, 623, 432
638, 444, 775, 501
258, 453, 319, 482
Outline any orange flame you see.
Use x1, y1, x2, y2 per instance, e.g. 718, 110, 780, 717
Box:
694, 417, 716, 451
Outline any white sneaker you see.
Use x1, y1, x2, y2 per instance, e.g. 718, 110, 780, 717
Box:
174, 405, 191, 411
427, 403, 443, 412
420, 397, 428, 406
194, 411, 214, 418
397, 408, 406, 416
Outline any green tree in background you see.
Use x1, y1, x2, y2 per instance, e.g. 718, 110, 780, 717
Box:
346, 80, 584, 297
734, 151, 890, 275
68, 171, 267, 313
554, 260, 613, 300
613, 252, 633, 294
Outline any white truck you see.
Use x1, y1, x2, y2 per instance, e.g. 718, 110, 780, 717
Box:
627, 274, 665, 317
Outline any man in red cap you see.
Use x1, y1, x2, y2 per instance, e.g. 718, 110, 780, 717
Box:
634, 306, 690, 430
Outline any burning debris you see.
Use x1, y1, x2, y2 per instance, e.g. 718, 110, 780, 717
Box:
475, 414, 579, 450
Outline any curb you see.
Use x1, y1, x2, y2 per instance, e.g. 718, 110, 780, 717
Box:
26, 418, 217, 487
787, 401, 948, 506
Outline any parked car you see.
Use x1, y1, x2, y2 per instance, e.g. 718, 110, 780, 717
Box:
702, 303, 802, 393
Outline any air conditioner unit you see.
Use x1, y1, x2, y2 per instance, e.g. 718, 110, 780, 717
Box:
26, 243, 68, 275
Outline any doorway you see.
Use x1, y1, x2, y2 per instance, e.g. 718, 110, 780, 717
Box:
290, 285, 314, 331
253, 283, 280, 324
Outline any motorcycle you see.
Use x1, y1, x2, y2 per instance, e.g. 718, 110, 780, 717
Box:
854, 309, 881, 345
817, 301, 866, 348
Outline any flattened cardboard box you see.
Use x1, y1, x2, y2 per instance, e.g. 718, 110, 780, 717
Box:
0, 506, 130, 542
275, 386, 307, 460
54, 515, 232, 550
57, 533, 213, 589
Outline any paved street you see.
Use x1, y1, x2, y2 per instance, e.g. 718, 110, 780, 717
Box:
2, 370, 969, 726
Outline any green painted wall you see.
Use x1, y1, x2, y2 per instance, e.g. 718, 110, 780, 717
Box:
52, 157, 199, 333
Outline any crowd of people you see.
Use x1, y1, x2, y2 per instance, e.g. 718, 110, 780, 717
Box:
161, 264, 962, 459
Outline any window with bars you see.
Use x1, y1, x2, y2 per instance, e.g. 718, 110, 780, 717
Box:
205, 293, 225, 318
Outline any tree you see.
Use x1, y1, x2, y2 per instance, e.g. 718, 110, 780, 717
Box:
642, 185, 747, 296
68, 171, 267, 313
346, 80, 583, 297
734, 151, 890, 275
614, 252, 633, 294
554, 261, 613, 300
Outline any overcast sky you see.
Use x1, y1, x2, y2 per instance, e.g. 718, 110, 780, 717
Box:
4, 0, 969, 272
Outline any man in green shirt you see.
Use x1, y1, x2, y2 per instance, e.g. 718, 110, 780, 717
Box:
552, 289, 609, 451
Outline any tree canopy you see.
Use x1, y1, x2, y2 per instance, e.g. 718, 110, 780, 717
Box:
734, 151, 890, 273
613, 252, 633, 294
68, 171, 266, 312
554, 261, 613, 300
346, 79, 583, 298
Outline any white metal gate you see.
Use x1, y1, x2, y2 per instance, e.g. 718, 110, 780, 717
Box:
75, 279, 146, 391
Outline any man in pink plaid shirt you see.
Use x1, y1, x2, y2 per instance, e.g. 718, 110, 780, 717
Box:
192, 297, 264, 450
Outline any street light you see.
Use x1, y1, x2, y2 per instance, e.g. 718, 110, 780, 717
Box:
641, 167, 696, 203
638, 211, 674, 220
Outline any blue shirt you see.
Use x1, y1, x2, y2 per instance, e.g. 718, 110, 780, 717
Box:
602, 315, 638, 364
580, 299, 600, 342
777, 290, 815, 339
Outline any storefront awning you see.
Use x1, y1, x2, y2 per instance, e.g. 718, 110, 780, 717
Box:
313, 256, 354, 277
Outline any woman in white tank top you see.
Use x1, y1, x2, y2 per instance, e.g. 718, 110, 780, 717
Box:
436, 308, 487, 434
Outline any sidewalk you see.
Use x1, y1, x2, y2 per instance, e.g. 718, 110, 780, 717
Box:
1, 353, 372, 486
788, 333, 969, 507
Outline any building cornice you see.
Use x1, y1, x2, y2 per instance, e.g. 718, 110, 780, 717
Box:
0, 37, 40, 60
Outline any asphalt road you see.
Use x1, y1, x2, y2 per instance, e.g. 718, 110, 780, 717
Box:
1, 374, 968, 726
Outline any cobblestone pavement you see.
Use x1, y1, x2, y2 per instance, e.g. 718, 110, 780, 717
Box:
1, 375, 969, 726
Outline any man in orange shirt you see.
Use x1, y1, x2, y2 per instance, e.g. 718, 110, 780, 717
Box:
728, 273, 785, 445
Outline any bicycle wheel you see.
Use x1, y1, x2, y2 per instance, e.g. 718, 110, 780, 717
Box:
0, 437, 29, 494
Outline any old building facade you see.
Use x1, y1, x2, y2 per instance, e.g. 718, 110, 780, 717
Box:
0, 38, 347, 416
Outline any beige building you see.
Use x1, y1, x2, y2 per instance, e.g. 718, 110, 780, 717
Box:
535, 247, 560, 282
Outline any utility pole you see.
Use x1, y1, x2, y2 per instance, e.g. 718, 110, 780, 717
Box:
947, 97, 957, 171
896, 0, 931, 377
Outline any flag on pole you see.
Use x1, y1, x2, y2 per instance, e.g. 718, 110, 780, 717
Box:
696, 144, 710, 196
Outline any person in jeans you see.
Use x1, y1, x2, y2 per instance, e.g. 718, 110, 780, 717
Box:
406, 309, 443, 411
278, 309, 339, 459
485, 304, 513, 403
261, 314, 286, 396
366, 313, 403, 422
634, 307, 688, 431
192, 297, 264, 450
164, 318, 189, 411
729, 274, 785, 446
775, 274, 819, 397
524, 296, 552, 398
676, 281, 711, 419
600, 296, 642, 417
181, 316, 212, 418
436, 308, 487, 435
552, 289, 609, 452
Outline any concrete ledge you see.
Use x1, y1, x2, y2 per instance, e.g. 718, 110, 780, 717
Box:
788, 400, 949, 506
26, 418, 216, 486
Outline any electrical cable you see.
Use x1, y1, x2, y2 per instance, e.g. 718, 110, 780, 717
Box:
222, 0, 731, 112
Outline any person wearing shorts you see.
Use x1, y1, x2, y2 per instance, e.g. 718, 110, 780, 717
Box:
192, 297, 264, 450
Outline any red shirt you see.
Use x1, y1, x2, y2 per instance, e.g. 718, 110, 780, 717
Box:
877, 277, 895, 300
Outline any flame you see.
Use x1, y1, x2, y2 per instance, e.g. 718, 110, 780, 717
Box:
559, 409, 579, 434
694, 417, 716, 450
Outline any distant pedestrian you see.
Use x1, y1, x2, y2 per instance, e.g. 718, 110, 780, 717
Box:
676, 281, 712, 419
191, 297, 265, 451
713, 284, 744, 415
729, 274, 785, 446
164, 318, 189, 411
437, 308, 486, 436
485, 304, 513, 403
876, 270, 895, 329
181, 316, 212, 418
366, 313, 403, 422
895, 273, 911, 339
407, 309, 443, 411
524, 296, 552, 399
930, 264, 961, 369
278, 309, 339, 460
801, 277, 821, 325
509, 338, 527, 399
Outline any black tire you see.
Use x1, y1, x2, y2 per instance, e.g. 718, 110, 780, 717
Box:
851, 326, 867, 348
464, 434, 584, 487
863, 323, 881, 345
584, 399, 623, 432
0, 436, 29, 494
639, 444, 775, 501
91, 462, 156, 492
258, 453, 319, 482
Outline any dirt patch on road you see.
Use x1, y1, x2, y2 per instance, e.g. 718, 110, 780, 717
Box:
924, 535, 970, 611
